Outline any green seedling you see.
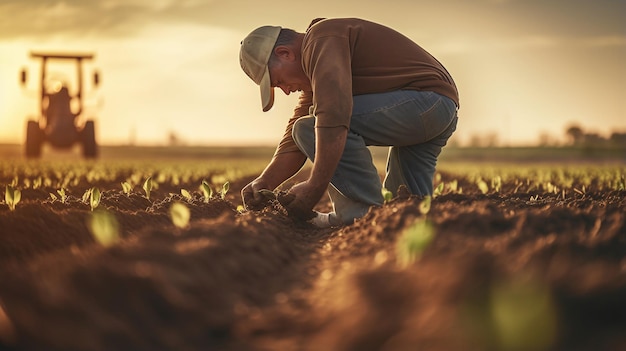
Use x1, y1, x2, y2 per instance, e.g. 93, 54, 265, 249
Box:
171, 174, 180, 186
33, 176, 42, 189
90, 187, 101, 211
57, 188, 67, 203
143, 176, 153, 200
418, 195, 431, 215
433, 182, 444, 198
88, 209, 120, 247
49, 193, 58, 201
220, 181, 230, 200
181, 188, 192, 202
381, 188, 393, 203
169, 201, 190, 229
121, 181, 132, 197
489, 276, 557, 351
477, 179, 489, 194
616, 176, 625, 190
449, 179, 458, 193
82, 188, 92, 204
396, 218, 435, 267
200, 180, 213, 203
491, 176, 502, 193
5, 185, 21, 211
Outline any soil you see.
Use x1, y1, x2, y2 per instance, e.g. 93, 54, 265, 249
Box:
0, 171, 625, 351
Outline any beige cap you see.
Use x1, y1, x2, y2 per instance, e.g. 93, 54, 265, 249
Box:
239, 25, 282, 112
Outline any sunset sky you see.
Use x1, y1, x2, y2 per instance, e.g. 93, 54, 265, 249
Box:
0, 0, 624, 147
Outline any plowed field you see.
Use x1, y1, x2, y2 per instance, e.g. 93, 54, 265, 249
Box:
0, 160, 624, 351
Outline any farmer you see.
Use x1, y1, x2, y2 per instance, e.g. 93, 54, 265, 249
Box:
239, 17, 459, 228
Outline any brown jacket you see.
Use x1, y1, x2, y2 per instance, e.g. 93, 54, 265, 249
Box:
276, 18, 459, 155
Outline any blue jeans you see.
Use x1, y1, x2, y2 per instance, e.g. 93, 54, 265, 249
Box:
292, 90, 458, 224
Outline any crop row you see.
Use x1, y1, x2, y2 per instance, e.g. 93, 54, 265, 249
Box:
2, 161, 624, 205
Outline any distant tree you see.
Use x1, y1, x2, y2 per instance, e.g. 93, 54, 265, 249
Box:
584, 133, 606, 147
609, 132, 626, 147
565, 125, 584, 145
168, 130, 185, 146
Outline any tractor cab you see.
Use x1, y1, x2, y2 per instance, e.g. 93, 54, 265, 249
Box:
21, 52, 100, 158
44, 84, 79, 147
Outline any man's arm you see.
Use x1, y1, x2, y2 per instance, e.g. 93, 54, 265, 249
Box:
308, 126, 347, 194
260, 151, 308, 189
283, 126, 347, 217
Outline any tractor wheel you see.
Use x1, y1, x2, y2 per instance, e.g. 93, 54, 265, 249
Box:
25, 120, 42, 158
81, 120, 98, 158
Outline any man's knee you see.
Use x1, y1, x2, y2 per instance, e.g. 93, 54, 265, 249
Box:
292, 116, 316, 150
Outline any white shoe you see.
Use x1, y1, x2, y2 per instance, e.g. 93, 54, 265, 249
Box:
310, 212, 333, 228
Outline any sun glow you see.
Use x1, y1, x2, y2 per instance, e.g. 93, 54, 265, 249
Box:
0, 1, 624, 148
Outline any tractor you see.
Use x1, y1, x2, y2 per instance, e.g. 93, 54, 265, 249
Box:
21, 52, 100, 159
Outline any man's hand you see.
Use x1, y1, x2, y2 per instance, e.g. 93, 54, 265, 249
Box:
241, 151, 309, 211
241, 178, 273, 210
277, 126, 346, 221
279, 181, 324, 220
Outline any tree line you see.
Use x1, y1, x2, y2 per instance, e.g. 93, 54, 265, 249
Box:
565, 125, 626, 148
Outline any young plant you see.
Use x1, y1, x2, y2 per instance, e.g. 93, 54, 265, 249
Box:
180, 189, 192, 202
143, 176, 153, 200
449, 179, 458, 193
5, 185, 21, 211
477, 179, 489, 194
433, 182, 444, 198
396, 219, 435, 267
491, 176, 502, 193
381, 188, 393, 203
57, 188, 67, 204
418, 195, 432, 215
88, 209, 120, 247
121, 181, 132, 197
219, 181, 230, 200
90, 187, 101, 211
489, 275, 557, 351
200, 180, 213, 203
33, 176, 42, 189
169, 202, 190, 229
82, 188, 92, 204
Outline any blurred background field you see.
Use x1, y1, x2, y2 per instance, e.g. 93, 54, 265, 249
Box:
0, 143, 624, 162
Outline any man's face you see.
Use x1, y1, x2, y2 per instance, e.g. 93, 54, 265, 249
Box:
268, 47, 311, 95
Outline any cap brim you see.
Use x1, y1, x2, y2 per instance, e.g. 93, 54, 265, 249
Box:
260, 67, 274, 112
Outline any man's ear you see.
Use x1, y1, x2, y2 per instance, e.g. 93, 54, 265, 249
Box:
274, 46, 295, 61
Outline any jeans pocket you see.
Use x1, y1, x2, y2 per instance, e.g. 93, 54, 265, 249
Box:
418, 96, 456, 139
